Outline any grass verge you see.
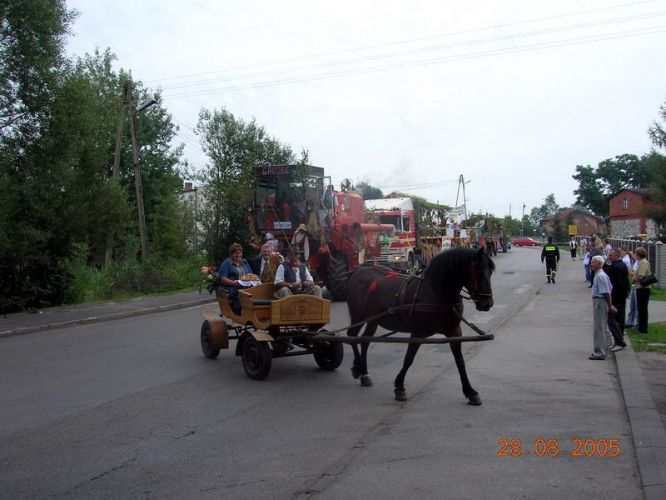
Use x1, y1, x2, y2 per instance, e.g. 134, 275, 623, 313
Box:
627, 322, 666, 352
650, 286, 665, 302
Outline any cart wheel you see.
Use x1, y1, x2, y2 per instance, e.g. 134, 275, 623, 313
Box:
241, 334, 272, 380
201, 320, 220, 359
313, 330, 344, 371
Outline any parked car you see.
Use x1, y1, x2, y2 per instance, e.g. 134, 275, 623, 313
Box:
512, 237, 541, 247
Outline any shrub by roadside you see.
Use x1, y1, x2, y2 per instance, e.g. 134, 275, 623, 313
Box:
64, 255, 206, 304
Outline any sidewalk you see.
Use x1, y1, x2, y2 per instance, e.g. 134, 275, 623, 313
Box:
0, 289, 216, 338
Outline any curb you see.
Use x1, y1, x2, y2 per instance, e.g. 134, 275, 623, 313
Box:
615, 345, 666, 500
0, 297, 216, 339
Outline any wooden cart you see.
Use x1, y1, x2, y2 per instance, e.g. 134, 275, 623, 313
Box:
199, 283, 343, 380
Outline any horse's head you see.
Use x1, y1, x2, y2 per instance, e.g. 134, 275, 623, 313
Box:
464, 247, 495, 311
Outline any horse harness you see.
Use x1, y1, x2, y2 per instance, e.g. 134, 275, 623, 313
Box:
324, 271, 488, 337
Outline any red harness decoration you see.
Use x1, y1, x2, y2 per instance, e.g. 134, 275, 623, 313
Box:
386, 271, 399, 278
368, 281, 377, 293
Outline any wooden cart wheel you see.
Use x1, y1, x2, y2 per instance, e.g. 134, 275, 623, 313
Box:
241, 334, 272, 380
313, 330, 344, 371
200, 320, 220, 359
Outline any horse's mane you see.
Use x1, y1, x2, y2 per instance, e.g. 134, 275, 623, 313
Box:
422, 247, 494, 295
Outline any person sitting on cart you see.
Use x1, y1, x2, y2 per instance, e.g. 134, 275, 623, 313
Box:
274, 249, 322, 299
249, 243, 282, 284
218, 242, 256, 314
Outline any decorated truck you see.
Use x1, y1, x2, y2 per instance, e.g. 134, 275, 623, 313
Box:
249, 165, 393, 300
364, 197, 449, 273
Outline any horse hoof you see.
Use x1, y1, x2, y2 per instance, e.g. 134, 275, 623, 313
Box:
468, 395, 482, 406
360, 375, 373, 387
351, 366, 361, 379
394, 389, 407, 401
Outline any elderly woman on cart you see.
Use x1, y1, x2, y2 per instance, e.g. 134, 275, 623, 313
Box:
218, 243, 261, 314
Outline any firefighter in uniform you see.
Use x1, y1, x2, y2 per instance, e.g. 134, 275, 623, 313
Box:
541, 236, 560, 283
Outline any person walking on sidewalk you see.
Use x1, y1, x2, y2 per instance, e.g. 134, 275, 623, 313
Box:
569, 236, 578, 261
632, 246, 652, 333
589, 255, 616, 360
604, 249, 629, 351
541, 236, 560, 283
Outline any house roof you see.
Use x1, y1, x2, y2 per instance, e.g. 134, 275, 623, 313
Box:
609, 187, 651, 199
540, 207, 603, 223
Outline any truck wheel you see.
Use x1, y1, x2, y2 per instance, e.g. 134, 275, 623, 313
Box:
313, 330, 344, 370
325, 254, 348, 301
201, 320, 220, 360
241, 334, 272, 380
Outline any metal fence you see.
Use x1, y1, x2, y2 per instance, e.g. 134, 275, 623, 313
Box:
608, 239, 664, 288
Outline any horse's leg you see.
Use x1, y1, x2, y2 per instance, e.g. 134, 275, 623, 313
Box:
358, 322, 378, 387
393, 342, 422, 401
450, 328, 482, 406
347, 322, 364, 380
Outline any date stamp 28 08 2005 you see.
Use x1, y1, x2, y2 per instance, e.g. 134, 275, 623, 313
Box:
497, 438, 621, 458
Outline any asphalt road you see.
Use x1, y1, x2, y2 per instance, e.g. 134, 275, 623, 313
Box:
0, 249, 646, 498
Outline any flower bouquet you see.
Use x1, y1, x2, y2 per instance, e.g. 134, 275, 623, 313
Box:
199, 266, 219, 294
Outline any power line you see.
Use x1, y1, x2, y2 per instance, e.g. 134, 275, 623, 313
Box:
145, 0, 659, 86
157, 9, 666, 93
162, 25, 666, 100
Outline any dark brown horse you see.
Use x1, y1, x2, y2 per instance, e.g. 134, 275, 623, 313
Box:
345, 247, 495, 404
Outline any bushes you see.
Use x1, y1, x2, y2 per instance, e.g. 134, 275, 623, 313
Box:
64, 255, 205, 305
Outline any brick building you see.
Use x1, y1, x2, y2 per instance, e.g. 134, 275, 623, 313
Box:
541, 207, 605, 237
608, 188, 660, 239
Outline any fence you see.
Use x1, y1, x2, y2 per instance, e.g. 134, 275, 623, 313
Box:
607, 239, 664, 288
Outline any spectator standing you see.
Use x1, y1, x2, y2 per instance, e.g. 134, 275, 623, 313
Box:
583, 250, 592, 285
626, 254, 640, 329
580, 237, 588, 257
569, 236, 578, 261
541, 236, 560, 284
604, 249, 629, 351
603, 238, 612, 258
589, 255, 616, 360
632, 247, 652, 333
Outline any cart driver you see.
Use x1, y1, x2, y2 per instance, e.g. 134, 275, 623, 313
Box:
274, 250, 322, 299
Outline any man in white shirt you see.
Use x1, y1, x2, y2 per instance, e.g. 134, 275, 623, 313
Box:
274, 250, 322, 298
589, 255, 616, 360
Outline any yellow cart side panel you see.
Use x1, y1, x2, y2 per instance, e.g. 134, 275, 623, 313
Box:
270, 295, 331, 325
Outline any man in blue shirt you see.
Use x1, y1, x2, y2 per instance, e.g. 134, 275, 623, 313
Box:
589, 255, 617, 360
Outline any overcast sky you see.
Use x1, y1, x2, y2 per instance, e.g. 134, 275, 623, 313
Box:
65, 0, 666, 217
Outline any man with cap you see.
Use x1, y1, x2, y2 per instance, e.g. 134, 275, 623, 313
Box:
541, 236, 560, 283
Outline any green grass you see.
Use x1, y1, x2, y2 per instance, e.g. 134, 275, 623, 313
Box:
650, 286, 666, 302
627, 322, 666, 352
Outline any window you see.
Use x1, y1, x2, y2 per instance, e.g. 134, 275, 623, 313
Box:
623, 199, 629, 210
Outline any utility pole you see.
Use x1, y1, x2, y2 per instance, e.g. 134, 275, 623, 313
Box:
126, 80, 149, 260
455, 174, 470, 221
521, 203, 526, 237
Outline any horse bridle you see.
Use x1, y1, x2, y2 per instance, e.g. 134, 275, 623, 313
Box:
461, 263, 492, 303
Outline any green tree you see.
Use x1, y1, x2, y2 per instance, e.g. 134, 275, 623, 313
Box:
572, 154, 650, 219
645, 101, 666, 239
195, 107, 294, 264
0, 0, 76, 136
529, 193, 560, 230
